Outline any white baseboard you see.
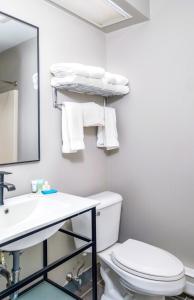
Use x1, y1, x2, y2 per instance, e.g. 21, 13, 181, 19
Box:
184, 266, 194, 296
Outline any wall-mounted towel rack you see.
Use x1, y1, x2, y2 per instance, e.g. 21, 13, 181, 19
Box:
51, 80, 129, 110
50, 64, 129, 110
52, 87, 62, 110
52, 87, 108, 110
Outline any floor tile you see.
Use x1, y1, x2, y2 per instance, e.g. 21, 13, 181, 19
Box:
19, 282, 74, 300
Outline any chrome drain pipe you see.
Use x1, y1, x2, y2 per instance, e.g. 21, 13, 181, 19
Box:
10, 251, 21, 300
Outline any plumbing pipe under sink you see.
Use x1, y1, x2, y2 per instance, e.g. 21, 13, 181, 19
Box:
0, 251, 22, 300
11, 251, 21, 300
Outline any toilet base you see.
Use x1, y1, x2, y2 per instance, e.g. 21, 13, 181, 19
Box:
101, 295, 164, 300
100, 264, 165, 300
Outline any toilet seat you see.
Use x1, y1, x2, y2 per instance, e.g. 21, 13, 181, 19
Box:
99, 242, 185, 296
111, 239, 184, 282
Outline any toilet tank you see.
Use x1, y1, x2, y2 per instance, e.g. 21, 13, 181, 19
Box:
71, 191, 123, 252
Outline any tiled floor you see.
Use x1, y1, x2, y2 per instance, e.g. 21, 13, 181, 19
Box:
83, 290, 193, 300
18, 280, 103, 300
19, 282, 74, 300
82, 284, 104, 300
17, 280, 193, 300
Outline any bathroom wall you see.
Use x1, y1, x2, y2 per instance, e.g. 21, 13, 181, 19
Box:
106, 0, 194, 268
2, 0, 194, 293
0, 38, 38, 162
0, 0, 107, 288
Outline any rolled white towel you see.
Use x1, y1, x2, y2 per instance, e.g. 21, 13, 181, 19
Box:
87, 65, 105, 79
103, 72, 128, 86
51, 75, 130, 96
50, 63, 105, 79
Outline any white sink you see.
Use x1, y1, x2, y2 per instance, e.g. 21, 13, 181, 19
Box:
0, 194, 69, 251
0, 192, 99, 252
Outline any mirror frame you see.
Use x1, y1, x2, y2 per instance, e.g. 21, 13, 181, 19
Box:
0, 10, 40, 166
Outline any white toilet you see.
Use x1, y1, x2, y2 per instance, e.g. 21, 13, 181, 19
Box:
72, 191, 185, 300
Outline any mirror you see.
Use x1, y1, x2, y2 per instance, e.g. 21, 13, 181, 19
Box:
0, 11, 40, 165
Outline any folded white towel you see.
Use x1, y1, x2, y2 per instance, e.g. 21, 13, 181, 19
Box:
82, 102, 104, 127
51, 76, 129, 96
103, 72, 128, 86
97, 107, 119, 150
50, 63, 105, 79
62, 102, 84, 153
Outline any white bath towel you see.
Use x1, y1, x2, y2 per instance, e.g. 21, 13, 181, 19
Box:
103, 72, 128, 86
50, 63, 105, 79
62, 102, 84, 153
51, 76, 129, 96
82, 102, 104, 127
97, 107, 119, 150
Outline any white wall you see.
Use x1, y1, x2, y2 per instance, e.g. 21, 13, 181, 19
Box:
0, 0, 107, 288
2, 0, 194, 293
106, 0, 194, 268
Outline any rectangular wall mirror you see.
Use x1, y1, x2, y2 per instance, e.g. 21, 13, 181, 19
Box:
0, 11, 40, 165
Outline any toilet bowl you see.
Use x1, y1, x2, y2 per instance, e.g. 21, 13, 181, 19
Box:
71, 192, 185, 300
99, 241, 185, 300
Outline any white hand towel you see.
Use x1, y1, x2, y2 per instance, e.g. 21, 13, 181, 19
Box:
50, 63, 105, 79
62, 102, 84, 153
103, 72, 128, 86
62, 105, 76, 153
82, 102, 105, 127
97, 107, 119, 150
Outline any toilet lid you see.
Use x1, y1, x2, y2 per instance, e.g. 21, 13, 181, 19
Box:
111, 239, 184, 281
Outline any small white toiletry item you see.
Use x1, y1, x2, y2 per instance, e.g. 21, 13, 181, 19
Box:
97, 107, 119, 150
31, 180, 37, 193
42, 181, 51, 192
37, 179, 44, 193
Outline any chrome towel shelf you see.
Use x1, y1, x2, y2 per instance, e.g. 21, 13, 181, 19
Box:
52, 87, 109, 110
52, 86, 128, 111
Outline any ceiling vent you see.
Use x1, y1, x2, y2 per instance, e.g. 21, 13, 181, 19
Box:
45, 0, 150, 32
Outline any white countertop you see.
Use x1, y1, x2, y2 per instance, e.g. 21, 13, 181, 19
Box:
0, 192, 100, 248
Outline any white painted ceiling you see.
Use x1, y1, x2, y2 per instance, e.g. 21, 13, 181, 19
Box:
0, 14, 37, 53
45, 0, 150, 32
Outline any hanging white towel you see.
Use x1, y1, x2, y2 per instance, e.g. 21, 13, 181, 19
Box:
50, 63, 105, 79
103, 72, 128, 86
97, 107, 119, 150
82, 102, 105, 127
62, 102, 84, 153
62, 105, 76, 153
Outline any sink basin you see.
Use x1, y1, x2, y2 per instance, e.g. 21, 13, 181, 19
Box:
0, 192, 99, 252
0, 194, 69, 251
